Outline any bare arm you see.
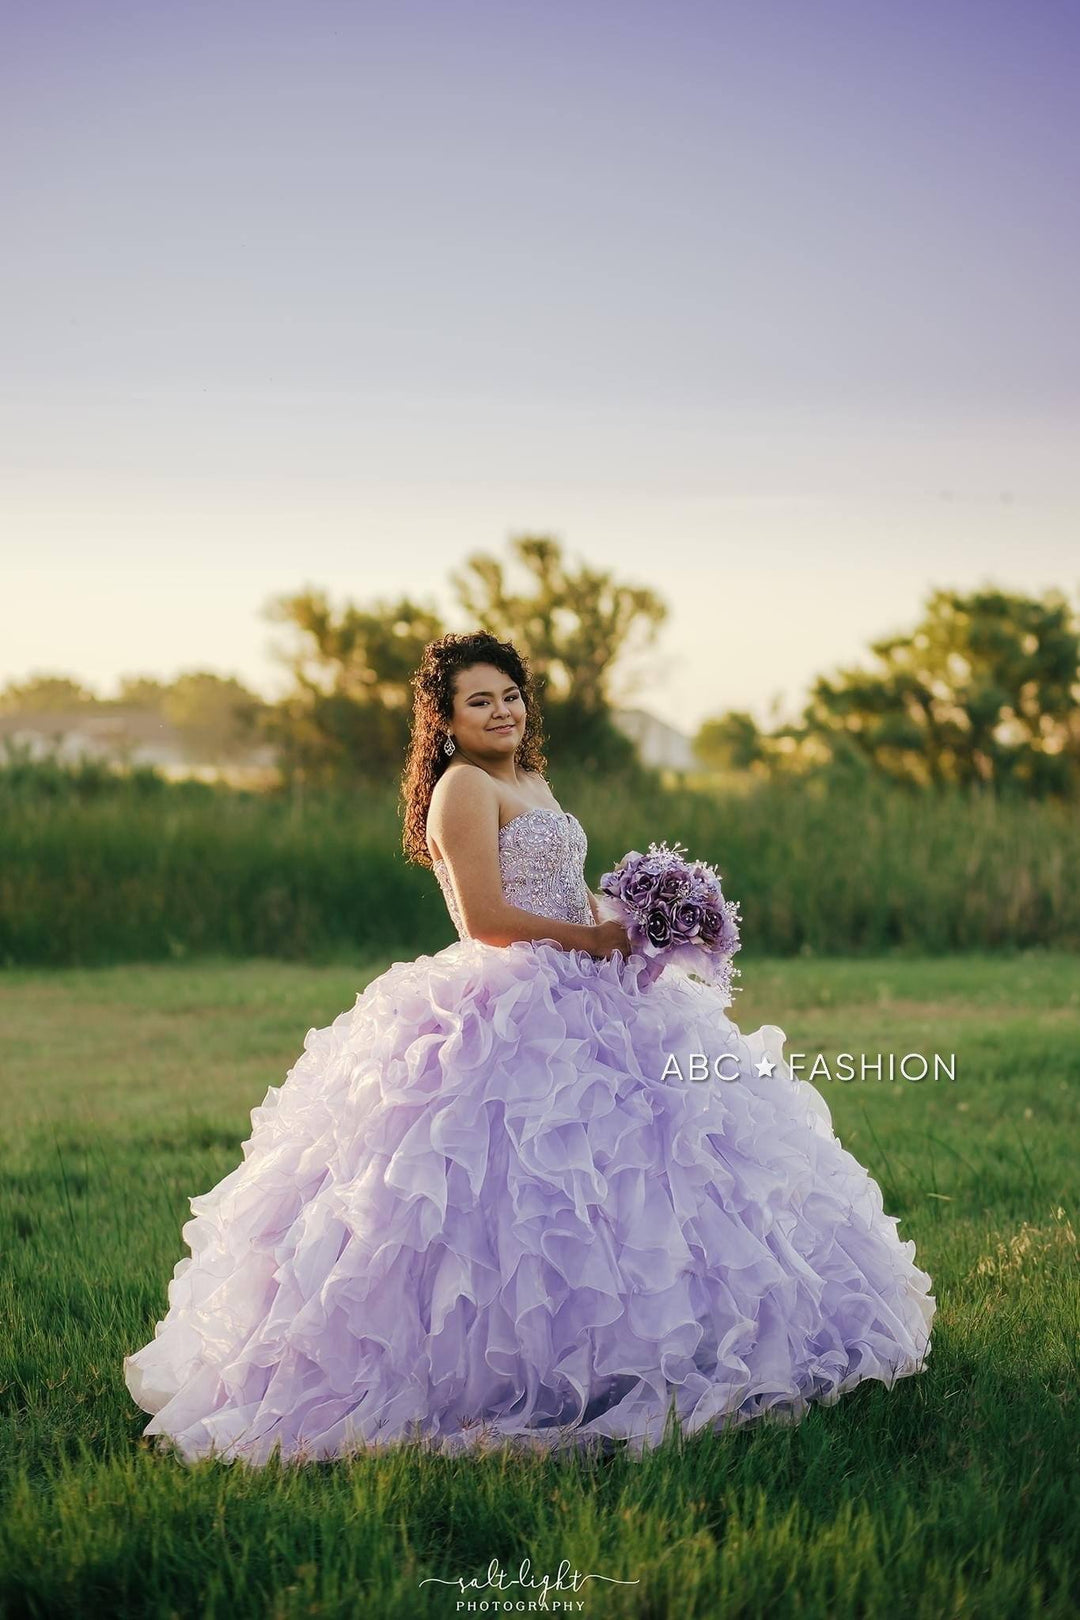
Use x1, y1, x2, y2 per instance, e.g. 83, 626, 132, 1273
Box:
468, 899, 598, 953
429, 768, 599, 953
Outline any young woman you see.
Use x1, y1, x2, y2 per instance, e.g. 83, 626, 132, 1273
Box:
123, 630, 936, 1463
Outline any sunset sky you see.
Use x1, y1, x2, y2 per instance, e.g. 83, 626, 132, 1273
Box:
3, 0, 1077, 735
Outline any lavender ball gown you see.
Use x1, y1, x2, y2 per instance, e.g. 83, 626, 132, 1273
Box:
123, 806, 936, 1463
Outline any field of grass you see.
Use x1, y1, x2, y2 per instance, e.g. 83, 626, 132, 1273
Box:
1, 951, 1077, 1617
2, 760, 1079, 965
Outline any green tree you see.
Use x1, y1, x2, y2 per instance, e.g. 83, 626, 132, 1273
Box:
694, 711, 764, 771
0, 674, 96, 713
450, 533, 667, 774
115, 676, 170, 712
802, 587, 1080, 796
258, 590, 444, 784
161, 671, 267, 765
260, 538, 670, 782
451, 533, 667, 715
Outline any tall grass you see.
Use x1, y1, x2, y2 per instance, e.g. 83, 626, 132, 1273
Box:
1, 759, 1076, 966
573, 771, 1079, 956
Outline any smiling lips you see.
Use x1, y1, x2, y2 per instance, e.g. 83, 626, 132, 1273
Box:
491, 725, 514, 733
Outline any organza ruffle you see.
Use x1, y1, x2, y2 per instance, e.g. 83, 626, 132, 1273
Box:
123, 940, 936, 1464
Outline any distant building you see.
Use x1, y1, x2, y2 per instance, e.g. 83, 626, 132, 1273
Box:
612, 707, 699, 772
0, 706, 176, 766
0, 708, 277, 783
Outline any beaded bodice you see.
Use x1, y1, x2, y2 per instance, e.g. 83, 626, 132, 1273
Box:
432, 807, 594, 940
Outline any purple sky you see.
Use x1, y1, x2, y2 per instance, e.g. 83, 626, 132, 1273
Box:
3, 0, 1078, 733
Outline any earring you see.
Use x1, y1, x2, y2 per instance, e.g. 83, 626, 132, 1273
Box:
443, 735, 456, 756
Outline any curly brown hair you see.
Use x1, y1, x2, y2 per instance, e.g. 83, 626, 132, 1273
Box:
400, 631, 549, 868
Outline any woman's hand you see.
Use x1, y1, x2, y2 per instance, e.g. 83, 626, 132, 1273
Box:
588, 919, 633, 961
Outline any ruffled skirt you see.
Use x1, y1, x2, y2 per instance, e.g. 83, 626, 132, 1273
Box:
123, 940, 936, 1463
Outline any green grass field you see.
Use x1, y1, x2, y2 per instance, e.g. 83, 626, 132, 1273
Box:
1, 953, 1077, 1618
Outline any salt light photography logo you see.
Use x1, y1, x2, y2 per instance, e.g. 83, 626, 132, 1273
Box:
418, 1557, 641, 1612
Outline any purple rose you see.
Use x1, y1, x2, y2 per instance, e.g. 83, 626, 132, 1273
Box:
700, 905, 727, 946
701, 901, 740, 955
670, 900, 704, 940
645, 904, 673, 948
625, 867, 663, 906
657, 868, 692, 903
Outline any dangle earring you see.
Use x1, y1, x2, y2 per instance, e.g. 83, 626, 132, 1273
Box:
443, 734, 456, 756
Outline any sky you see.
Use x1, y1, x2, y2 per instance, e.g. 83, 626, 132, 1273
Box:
3, 0, 1077, 736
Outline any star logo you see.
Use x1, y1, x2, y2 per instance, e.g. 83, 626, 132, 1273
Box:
754, 1054, 776, 1078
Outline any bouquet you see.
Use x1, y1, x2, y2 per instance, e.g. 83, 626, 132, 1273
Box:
595, 838, 742, 997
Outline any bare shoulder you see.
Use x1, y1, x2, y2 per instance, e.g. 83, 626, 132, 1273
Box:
427, 764, 499, 862
430, 762, 497, 816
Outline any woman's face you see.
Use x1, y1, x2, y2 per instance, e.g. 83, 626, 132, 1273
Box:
448, 662, 526, 758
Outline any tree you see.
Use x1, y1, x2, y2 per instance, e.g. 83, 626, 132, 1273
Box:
449, 533, 668, 775
259, 589, 444, 782
0, 674, 97, 713
259, 539, 671, 782
449, 534, 668, 715
694, 711, 764, 772
160, 671, 267, 765
801, 587, 1080, 796
115, 676, 170, 712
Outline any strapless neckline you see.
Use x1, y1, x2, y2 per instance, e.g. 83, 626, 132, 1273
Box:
431, 806, 576, 870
